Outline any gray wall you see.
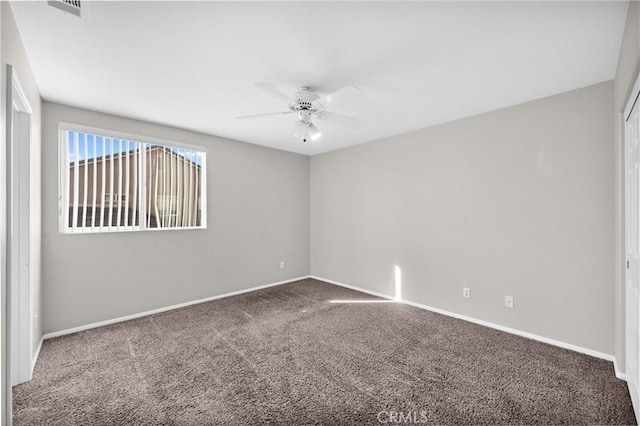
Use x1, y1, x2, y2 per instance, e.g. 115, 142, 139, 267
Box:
614, 0, 639, 375
1, 1, 43, 420
311, 81, 615, 355
42, 102, 310, 334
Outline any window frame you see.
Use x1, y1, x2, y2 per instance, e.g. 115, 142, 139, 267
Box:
58, 122, 207, 234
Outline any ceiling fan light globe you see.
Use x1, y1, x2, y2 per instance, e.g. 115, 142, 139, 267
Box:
308, 123, 322, 141
293, 120, 306, 139
303, 125, 311, 143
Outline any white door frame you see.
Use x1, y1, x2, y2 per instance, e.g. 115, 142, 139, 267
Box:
624, 71, 640, 420
6, 64, 33, 393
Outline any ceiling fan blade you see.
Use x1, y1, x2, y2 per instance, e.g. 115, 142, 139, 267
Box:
255, 82, 294, 104
322, 85, 363, 105
237, 111, 293, 120
316, 111, 362, 129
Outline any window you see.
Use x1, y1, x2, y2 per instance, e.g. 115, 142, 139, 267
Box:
59, 123, 206, 233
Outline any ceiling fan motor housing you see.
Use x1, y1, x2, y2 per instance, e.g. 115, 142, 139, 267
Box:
296, 87, 320, 103
289, 88, 321, 126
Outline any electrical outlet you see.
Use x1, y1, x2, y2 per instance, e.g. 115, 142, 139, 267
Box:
280, 261, 285, 270
505, 295, 514, 308
463, 287, 470, 298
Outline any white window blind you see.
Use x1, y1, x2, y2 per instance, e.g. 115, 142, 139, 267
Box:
59, 124, 206, 233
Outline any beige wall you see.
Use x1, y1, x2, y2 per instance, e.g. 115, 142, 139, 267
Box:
1, 2, 42, 421
42, 102, 310, 334
311, 81, 615, 355
614, 0, 640, 376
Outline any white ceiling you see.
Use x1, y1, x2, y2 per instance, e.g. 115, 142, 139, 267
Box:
11, 1, 628, 156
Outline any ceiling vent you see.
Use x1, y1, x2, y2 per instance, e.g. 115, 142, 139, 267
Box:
48, 0, 81, 17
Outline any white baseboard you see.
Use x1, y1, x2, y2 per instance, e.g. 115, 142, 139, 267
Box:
41, 273, 622, 379
614, 357, 627, 381
43, 275, 312, 340
310, 275, 616, 363
31, 337, 43, 374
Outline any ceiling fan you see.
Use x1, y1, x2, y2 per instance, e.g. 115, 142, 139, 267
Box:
239, 82, 363, 143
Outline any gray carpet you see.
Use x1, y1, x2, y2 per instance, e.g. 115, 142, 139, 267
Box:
13, 278, 636, 425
